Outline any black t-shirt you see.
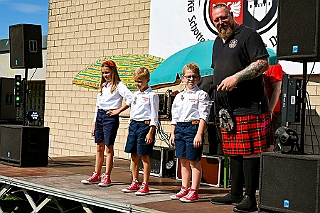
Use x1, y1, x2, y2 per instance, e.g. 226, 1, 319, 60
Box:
211, 25, 269, 115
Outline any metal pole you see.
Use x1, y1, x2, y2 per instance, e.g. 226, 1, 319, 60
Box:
300, 61, 307, 154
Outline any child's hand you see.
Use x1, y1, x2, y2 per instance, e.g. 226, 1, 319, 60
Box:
91, 123, 95, 137
169, 134, 175, 147
145, 134, 153, 145
193, 134, 203, 148
107, 109, 120, 116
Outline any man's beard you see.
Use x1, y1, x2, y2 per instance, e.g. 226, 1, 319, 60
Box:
217, 23, 234, 40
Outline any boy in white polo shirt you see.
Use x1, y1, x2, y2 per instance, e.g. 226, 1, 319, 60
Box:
169, 62, 211, 202
122, 66, 159, 196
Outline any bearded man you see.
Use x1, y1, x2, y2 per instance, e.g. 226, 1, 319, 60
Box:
209, 3, 272, 213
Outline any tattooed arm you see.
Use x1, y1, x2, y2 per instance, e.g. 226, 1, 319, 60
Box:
234, 57, 269, 82
217, 57, 269, 92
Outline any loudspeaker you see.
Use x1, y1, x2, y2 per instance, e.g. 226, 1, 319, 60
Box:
158, 90, 176, 119
139, 146, 176, 177
277, 0, 320, 62
0, 125, 49, 167
259, 152, 320, 213
9, 24, 43, 69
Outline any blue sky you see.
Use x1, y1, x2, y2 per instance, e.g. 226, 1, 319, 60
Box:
0, 0, 48, 39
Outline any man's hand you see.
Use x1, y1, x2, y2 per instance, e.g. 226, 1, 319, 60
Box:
217, 75, 238, 92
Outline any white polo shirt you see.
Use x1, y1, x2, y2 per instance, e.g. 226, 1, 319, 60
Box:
130, 87, 159, 126
171, 86, 211, 125
94, 81, 132, 121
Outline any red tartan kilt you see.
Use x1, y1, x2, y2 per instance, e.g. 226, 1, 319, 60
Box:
221, 112, 272, 155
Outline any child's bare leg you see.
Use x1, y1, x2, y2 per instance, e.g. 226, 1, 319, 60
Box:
141, 155, 151, 183
180, 157, 191, 188
95, 142, 105, 174
131, 153, 140, 181
190, 160, 202, 190
105, 145, 114, 174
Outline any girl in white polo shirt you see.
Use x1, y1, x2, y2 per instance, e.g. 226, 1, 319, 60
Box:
81, 60, 132, 187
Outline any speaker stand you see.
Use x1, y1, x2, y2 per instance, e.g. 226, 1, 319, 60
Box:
23, 68, 28, 126
300, 61, 307, 154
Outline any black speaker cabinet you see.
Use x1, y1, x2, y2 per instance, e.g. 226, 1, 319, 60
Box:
0, 125, 49, 167
138, 146, 176, 178
259, 152, 320, 213
277, 0, 320, 62
9, 24, 43, 69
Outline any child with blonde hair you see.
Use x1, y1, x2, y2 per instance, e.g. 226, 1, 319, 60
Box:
169, 62, 211, 202
122, 66, 159, 195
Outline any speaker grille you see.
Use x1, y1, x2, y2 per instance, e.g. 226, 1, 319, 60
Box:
0, 125, 49, 167
277, 0, 320, 62
0, 125, 22, 163
260, 152, 320, 213
9, 24, 43, 69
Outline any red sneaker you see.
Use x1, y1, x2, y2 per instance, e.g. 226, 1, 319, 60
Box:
180, 188, 199, 202
135, 182, 149, 196
98, 173, 111, 187
122, 179, 139, 192
170, 186, 189, 200
81, 172, 101, 184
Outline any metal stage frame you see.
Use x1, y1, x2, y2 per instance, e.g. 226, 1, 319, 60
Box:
0, 175, 161, 213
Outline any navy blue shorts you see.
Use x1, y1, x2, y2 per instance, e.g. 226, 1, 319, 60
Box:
174, 122, 203, 161
94, 109, 119, 146
124, 120, 155, 155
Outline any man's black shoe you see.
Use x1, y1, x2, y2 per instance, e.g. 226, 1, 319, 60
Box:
210, 192, 243, 205
233, 195, 258, 212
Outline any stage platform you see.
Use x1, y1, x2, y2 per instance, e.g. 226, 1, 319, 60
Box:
0, 156, 258, 213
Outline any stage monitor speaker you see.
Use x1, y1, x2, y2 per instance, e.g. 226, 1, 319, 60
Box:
259, 152, 320, 213
277, 0, 320, 62
0, 125, 49, 167
9, 24, 43, 69
139, 146, 176, 178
